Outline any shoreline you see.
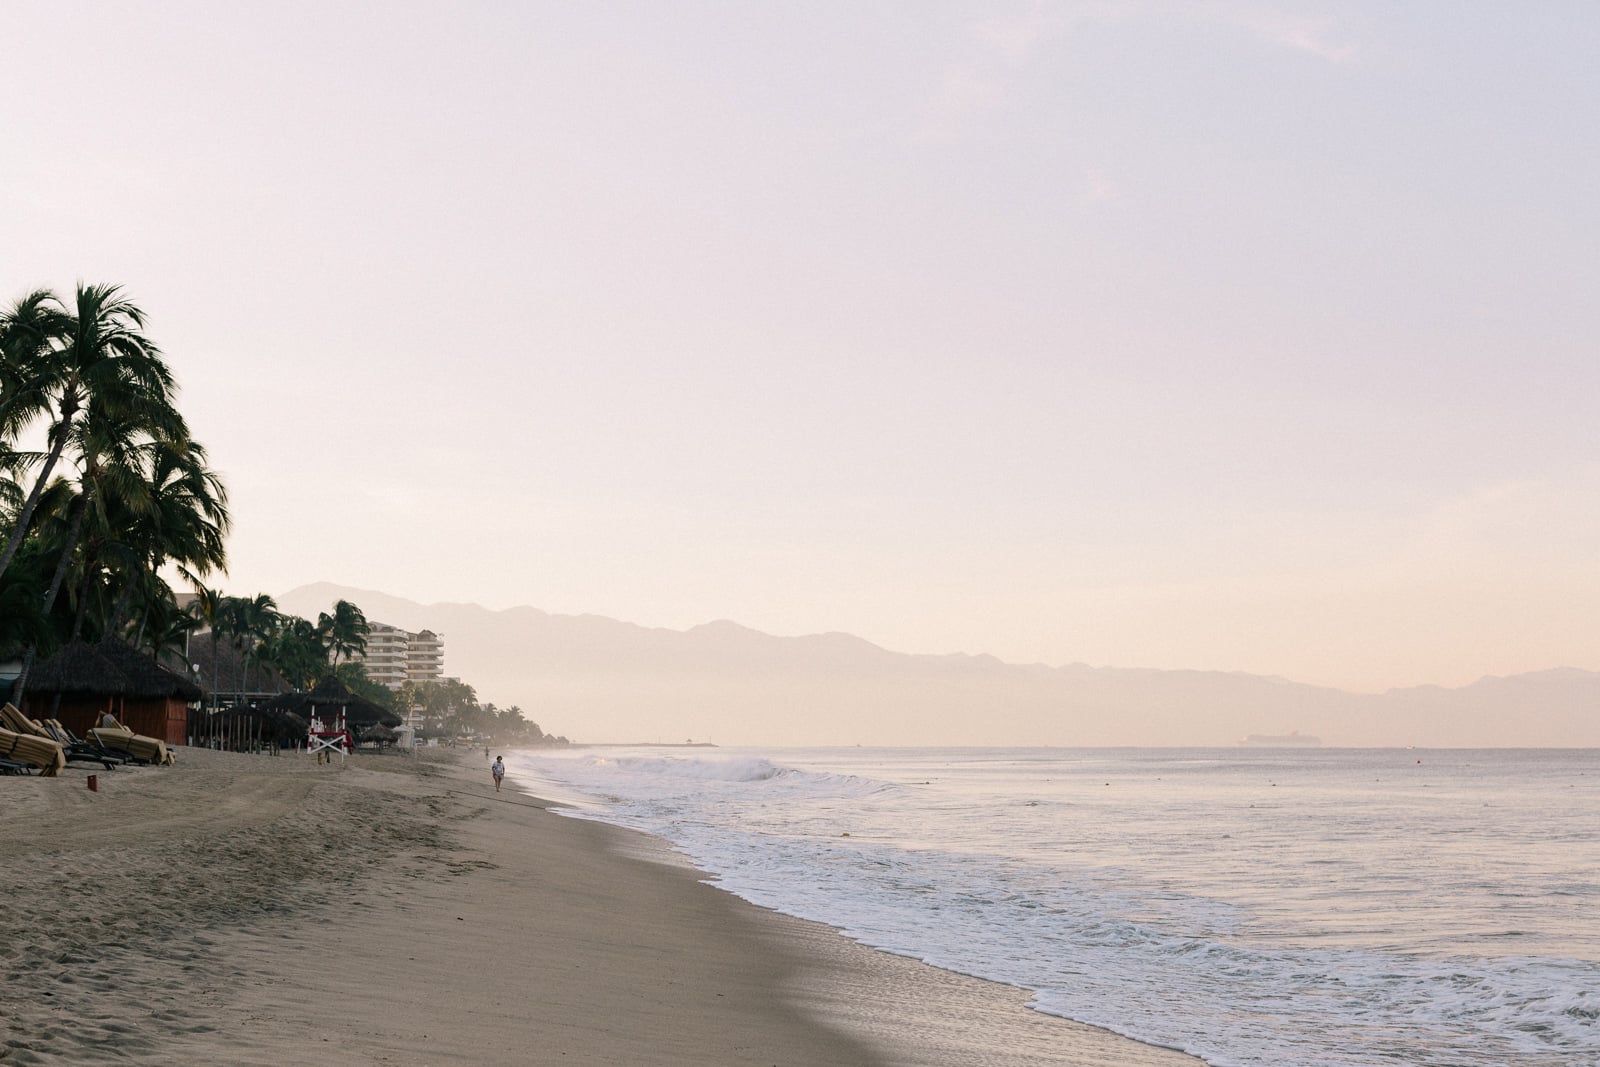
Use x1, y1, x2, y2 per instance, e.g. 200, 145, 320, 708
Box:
3, 747, 1201, 1065
519, 761, 1208, 1067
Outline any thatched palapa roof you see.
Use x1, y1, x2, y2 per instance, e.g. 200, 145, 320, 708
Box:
216, 703, 309, 727
209, 702, 310, 741
28, 639, 203, 701
175, 633, 291, 699
97, 639, 204, 701
24, 642, 128, 696
262, 675, 401, 727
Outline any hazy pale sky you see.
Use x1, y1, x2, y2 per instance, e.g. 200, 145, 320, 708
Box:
3, 1, 1596, 693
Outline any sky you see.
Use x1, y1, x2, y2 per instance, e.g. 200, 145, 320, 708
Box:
2, 1, 1596, 694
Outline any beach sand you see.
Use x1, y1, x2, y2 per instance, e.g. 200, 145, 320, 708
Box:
2, 748, 1202, 1066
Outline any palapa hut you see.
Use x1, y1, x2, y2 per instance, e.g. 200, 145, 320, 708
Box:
362, 723, 399, 748
23, 639, 203, 746
262, 675, 401, 744
178, 635, 291, 708
203, 703, 309, 751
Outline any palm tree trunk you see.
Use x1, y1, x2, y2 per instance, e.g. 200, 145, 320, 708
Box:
10, 482, 92, 707
43, 482, 91, 617
0, 406, 75, 582
72, 569, 96, 641
11, 647, 37, 707
130, 551, 163, 650
104, 580, 139, 642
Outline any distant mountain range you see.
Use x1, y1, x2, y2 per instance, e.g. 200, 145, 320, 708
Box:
277, 582, 1600, 748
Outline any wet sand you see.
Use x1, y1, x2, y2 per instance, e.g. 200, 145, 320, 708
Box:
1, 748, 1202, 1065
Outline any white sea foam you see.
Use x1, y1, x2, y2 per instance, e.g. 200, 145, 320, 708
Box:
514, 746, 1600, 1067
604, 754, 786, 782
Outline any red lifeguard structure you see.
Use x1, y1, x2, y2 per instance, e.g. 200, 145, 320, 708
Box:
308, 708, 352, 764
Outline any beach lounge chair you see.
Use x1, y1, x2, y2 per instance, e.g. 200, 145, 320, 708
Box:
0, 756, 34, 775
0, 706, 125, 770
85, 721, 173, 766
0, 726, 64, 776
41, 718, 133, 768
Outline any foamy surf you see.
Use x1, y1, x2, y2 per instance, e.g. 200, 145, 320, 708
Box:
515, 746, 1600, 1066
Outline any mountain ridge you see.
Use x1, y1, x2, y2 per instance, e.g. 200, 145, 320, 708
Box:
275, 581, 1599, 748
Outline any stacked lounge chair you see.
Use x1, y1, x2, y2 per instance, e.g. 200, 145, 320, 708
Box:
86, 719, 174, 766
44, 718, 133, 767
0, 705, 66, 776
0, 705, 125, 770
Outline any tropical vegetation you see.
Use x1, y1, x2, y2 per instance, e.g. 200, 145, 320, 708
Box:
0, 282, 561, 744
0, 284, 227, 691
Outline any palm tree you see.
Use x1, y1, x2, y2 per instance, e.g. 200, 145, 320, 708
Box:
0, 288, 67, 470
29, 409, 217, 656
28, 410, 158, 648
0, 540, 55, 659
0, 291, 65, 573
0, 439, 41, 526
152, 439, 229, 586
317, 599, 369, 668
188, 586, 226, 706
213, 594, 249, 700
1, 284, 235, 712
234, 593, 280, 700
109, 436, 230, 641
142, 595, 198, 662
40, 358, 187, 627
258, 614, 325, 690
393, 677, 430, 735
5, 459, 145, 701
0, 284, 173, 584
10, 476, 78, 638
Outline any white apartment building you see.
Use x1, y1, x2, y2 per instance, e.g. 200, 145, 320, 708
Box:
359, 622, 445, 690
361, 623, 411, 688
406, 629, 444, 685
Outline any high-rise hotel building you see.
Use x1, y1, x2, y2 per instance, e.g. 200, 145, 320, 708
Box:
360, 622, 445, 689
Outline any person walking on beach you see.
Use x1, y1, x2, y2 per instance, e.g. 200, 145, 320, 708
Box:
492, 755, 505, 793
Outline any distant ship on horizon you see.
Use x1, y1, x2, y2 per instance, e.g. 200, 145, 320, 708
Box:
1238, 730, 1322, 747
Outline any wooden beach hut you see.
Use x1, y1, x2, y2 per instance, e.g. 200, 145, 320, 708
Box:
24, 639, 203, 746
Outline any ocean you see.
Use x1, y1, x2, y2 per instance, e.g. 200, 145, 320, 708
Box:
509, 746, 1599, 1066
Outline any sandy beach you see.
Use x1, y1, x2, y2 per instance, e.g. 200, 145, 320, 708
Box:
2, 748, 1202, 1066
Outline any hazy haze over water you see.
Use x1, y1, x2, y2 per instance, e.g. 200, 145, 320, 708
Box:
3, 2, 1597, 694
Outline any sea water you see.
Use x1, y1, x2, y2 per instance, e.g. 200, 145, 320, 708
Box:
509, 746, 1600, 1066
